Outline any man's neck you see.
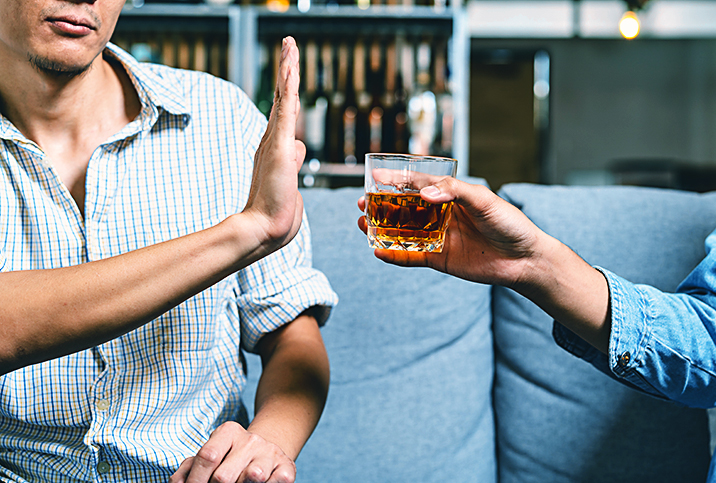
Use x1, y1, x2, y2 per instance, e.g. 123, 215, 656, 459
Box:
0, 48, 141, 215
1, 50, 137, 147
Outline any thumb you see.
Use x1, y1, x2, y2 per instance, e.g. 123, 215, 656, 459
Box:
419, 177, 472, 204
420, 178, 498, 216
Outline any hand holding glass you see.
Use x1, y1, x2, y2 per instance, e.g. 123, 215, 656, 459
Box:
364, 153, 458, 252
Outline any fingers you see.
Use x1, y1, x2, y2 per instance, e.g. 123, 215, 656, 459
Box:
170, 422, 297, 483
243, 35, 304, 248
294, 139, 306, 171
266, 462, 296, 483
270, 37, 300, 144
241, 457, 296, 483
183, 434, 235, 483
374, 248, 431, 268
370, 168, 448, 192
168, 458, 194, 483
357, 210, 367, 234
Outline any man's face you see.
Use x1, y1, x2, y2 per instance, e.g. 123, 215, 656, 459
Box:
0, 0, 125, 77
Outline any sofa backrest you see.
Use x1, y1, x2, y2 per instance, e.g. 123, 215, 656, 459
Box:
244, 181, 716, 483
244, 182, 497, 482
494, 183, 716, 483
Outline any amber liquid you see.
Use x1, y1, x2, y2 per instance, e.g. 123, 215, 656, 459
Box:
365, 192, 452, 251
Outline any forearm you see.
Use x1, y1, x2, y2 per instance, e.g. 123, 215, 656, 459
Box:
249, 314, 330, 460
515, 232, 612, 354
0, 213, 271, 373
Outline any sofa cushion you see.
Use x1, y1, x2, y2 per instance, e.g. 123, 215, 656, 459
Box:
494, 183, 716, 483
244, 182, 496, 482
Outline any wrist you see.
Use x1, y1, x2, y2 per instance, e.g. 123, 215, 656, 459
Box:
515, 233, 611, 352
246, 417, 301, 461
510, 231, 564, 296
219, 212, 280, 268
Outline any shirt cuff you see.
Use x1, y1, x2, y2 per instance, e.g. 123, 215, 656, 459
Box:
553, 267, 670, 401
238, 269, 338, 352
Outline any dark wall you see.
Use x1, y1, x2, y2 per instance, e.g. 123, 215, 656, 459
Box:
470, 37, 716, 186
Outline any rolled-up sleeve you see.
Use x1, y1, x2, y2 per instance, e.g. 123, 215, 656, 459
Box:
554, 230, 716, 408
237, 210, 339, 352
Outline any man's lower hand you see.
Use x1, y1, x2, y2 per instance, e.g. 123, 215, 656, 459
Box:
169, 421, 296, 483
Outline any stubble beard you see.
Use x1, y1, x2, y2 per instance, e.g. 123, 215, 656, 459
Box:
27, 4, 105, 79
27, 53, 94, 79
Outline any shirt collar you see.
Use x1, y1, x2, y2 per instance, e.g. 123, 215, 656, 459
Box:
104, 43, 190, 120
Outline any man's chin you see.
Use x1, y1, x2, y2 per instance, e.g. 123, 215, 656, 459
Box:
27, 54, 93, 79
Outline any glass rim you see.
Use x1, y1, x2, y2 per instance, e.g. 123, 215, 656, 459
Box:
365, 153, 458, 165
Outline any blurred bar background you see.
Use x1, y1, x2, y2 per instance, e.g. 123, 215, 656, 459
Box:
113, 0, 716, 191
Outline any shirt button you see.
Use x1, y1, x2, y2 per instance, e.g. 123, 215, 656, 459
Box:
97, 461, 111, 474
618, 351, 631, 368
96, 399, 110, 411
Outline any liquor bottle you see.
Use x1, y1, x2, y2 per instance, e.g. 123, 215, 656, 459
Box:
342, 42, 360, 166
301, 41, 329, 163
177, 36, 191, 70
193, 36, 207, 72
320, 42, 336, 162
326, 43, 348, 163
367, 40, 385, 154
432, 41, 454, 157
407, 40, 437, 155
394, 38, 412, 153
380, 40, 397, 152
209, 37, 223, 78
161, 34, 176, 68
353, 40, 371, 164
255, 41, 275, 118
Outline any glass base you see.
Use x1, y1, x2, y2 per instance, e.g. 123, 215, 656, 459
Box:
367, 230, 446, 253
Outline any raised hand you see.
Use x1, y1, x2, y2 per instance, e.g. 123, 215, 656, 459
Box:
243, 36, 306, 254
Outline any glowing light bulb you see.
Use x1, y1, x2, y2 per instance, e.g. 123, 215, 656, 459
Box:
619, 11, 640, 39
266, 0, 290, 12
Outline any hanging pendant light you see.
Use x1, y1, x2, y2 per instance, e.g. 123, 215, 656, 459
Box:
619, 0, 650, 40
619, 10, 640, 39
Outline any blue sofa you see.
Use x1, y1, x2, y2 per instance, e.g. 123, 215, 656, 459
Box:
245, 181, 716, 482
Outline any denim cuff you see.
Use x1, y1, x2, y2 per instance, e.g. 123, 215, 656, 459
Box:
552, 267, 669, 401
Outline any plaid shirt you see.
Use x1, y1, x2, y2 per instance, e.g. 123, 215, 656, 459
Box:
0, 44, 337, 483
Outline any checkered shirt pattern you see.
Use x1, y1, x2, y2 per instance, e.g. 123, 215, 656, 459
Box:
0, 44, 337, 483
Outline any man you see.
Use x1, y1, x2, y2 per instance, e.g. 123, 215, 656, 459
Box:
358, 177, 716, 478
0, 1, 337, 482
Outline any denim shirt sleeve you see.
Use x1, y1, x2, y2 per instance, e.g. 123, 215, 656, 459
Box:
554, 229, 716, 408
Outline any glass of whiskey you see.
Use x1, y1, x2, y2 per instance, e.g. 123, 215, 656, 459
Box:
364, 153, 458, 252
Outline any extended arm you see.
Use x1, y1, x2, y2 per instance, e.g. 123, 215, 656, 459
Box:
360, 177, 716, 407
358, 177, 612, 353
0, 37, 305, 375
